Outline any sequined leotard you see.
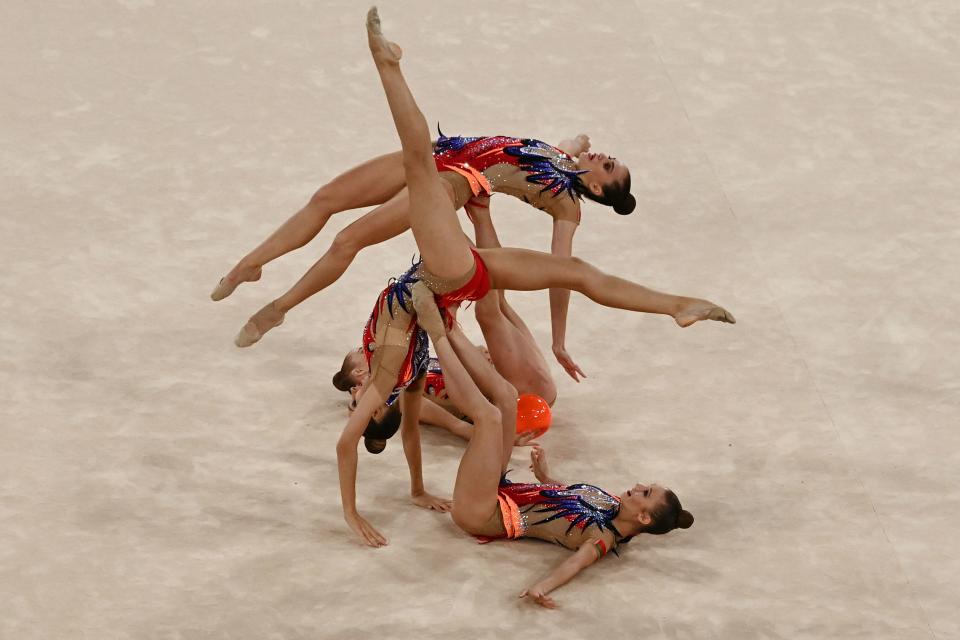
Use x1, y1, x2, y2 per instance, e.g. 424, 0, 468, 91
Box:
362, 260, 431, 406
422, 357, 468, 420
433, 134, 585, 224
479, 476, 624, 558
362, 252, 490, 405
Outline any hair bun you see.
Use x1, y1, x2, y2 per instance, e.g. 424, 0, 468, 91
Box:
332, 371, 351, 392
614, 194, 636, 216
676, 510, 694, 529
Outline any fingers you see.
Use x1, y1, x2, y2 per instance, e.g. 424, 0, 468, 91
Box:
361, 519, 387, 547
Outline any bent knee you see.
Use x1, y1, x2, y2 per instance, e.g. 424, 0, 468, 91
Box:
308, 184, 343, 213
494, 380, 518, 408
329, 227, 368, 258
470, 402, 502, 429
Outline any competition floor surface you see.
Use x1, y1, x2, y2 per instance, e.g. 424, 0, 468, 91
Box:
2, 1, 958, 638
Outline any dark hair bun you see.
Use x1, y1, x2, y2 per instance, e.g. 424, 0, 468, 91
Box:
676, 510, 694, 529
332, 371, 351, 392
364, 437, 387, 454
614, 194, 636, 216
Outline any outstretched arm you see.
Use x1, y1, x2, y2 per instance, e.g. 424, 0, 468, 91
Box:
520, 539, 607, 609
549, 218, 585, 382
399, 380, 452, 512
336, 384, 389, 548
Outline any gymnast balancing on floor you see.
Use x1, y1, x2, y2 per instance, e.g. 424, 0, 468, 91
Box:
365, 7, 694, 608
337, 6, 731, 548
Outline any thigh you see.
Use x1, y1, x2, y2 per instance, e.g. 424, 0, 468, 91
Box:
338, 187, 412, 247
406, 170, 475, 279
324, 150, 406, 210
477, 298, 552, 399
478, 247, 581, 292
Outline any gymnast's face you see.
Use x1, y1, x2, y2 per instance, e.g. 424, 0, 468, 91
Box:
576, 151, 630, 196
619, 483, 669, 525
348, 377, 390, 422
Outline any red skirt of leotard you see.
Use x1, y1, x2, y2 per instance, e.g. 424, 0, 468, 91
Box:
435, 249, 491, 308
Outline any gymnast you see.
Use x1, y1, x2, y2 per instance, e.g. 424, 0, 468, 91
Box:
336, 7, 729, 549
335, 195, 556, 444
212, 48, 635, 381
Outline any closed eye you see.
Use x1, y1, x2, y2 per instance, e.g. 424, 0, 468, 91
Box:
604, 161, 613, 173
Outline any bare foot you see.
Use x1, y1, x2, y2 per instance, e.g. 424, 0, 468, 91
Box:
234, 301, 285, 347
210, 264, 262, 301
674, 299, 736, 328
366, 7, 403, 65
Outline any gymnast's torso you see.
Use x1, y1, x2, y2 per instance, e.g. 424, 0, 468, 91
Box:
433, 134, 584, 224
479, 479, 623, 554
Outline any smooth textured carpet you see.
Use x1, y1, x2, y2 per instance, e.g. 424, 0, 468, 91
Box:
2, 1, 957, 638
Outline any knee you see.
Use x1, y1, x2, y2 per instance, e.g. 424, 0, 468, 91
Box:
492, 380, 518, 413
564, 256, 596, 290
474, 296, 502, 325
308, 184, 341, 213
470, 402, 503, 430
329, 227, 365, 259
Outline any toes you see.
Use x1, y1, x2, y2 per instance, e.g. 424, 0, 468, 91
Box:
210, 278, 232, 301
366, 6, 381, 35
711, 307, 736, 324
234, 323, 261, 348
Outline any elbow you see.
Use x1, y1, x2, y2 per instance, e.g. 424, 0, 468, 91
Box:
336, 437, 356, 458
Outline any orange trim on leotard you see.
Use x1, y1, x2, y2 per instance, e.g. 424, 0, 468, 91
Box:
497, 494, 524, 539
440, 163, 493, 198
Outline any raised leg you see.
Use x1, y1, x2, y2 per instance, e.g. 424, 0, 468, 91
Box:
479, 248, 736, 328
234, 188, 412, 347
446, 326, 518, 471
475, 291, 557, 405
366, 7, 474, 280
211, 150, 406, 301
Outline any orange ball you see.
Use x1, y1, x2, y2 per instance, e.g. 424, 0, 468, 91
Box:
516, 394, 551, 437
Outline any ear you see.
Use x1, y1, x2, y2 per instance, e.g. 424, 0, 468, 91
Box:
352, 366, 366, 379
588, 180, 603, 197
637, 511, 652, 527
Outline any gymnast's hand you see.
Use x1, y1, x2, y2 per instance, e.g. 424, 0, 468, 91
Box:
552, 344, 586, 383
574, 134, 591, 154
529, 444, 557, 484
344, 510, 388, 548
411, 491, 452, 512
519, 585, 557, 610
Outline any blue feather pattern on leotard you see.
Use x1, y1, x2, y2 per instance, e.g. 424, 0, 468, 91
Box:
384, 257, 423, 319
501, 476, 623, 538
502, 139, 587, 200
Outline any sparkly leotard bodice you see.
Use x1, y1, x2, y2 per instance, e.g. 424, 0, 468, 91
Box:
433, 134, 584, 221
495, 478, 624, 552
362, 260, 430, 406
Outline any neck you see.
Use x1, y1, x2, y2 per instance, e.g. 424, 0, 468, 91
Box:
611, 513, 643, 539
